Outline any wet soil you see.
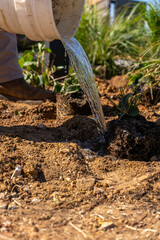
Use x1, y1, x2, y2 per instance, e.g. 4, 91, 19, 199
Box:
56, 91, 91, 118
0, 76, 160, 240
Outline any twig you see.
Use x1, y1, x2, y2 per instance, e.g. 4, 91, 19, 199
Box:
10, 184, 22, 193
125, 225, 139, 231
91, 213, 104, 219
125, 225, 157, 233
142, 229, 157, 233
50, 75, 68, 83
13, 199, 24, 208
69, 222, 88, 239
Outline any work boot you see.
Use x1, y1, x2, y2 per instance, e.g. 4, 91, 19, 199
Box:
0, 78, 56, 103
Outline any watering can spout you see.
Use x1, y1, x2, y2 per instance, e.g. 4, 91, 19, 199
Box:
0, 0, 85, 41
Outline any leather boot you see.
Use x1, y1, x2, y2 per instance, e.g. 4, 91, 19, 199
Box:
0, 78, 56, 102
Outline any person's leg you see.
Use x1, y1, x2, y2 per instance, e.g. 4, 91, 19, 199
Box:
0, 32, 55, 102
0, 32, 23, 83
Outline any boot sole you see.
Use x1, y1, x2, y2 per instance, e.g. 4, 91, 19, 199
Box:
0, 93, 44, 104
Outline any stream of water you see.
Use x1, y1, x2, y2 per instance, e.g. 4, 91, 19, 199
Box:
63, 37, 106, 134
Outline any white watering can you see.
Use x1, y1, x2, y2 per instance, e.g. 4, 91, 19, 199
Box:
0, 0, 85, 41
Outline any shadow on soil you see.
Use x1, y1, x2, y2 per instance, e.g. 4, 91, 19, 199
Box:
0, 114, 160, 161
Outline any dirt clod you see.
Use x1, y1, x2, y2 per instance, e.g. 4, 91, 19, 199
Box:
76, 177, 96, 191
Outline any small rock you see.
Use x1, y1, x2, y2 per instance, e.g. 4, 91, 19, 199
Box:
0, 202, 8, 209
150, 156, 158, 161
100, 222, 115, 231
0, 192, 6, 200
38, 124, 46, 129
31, 198, 41, 203
0, 227, 8, 233
65, 177, 71, 182
114, 59, 132, 68
76, 177, 96, 191
59, 148, 70, 154
8, 203, 18, 210
93, 187, 105, 194
81, 149, 96, 161
3, 221, 11, 226
23, 163, 38, 179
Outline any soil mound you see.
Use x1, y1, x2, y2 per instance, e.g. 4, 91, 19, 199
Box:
105, 115, 160, 161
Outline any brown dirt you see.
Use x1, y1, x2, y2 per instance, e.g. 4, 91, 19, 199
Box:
0, 77, 160, 240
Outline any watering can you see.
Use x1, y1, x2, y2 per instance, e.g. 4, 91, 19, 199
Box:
0, 0, 85, 41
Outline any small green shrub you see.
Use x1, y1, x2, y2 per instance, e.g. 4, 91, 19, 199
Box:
19, 42, 63, 88
19, 42, 81, 95
117, 93, 139, 118
106, 92, 140, 119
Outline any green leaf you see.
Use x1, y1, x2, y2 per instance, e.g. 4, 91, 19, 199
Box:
65, 85, 80, 94
53, 82, 63, 93
38, 43, 43, 53
23, 61, 37, 66
42, 72, 50, 85
128, 105, 139, 116
38, 75, 44, 87
42, 47, 52, 53
122, 93, 132, 106
119, 93, 131, 110
18, 51, 34, 69
56, 66, 64, 71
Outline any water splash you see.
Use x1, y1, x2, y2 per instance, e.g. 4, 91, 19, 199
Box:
63, 37, 106, 134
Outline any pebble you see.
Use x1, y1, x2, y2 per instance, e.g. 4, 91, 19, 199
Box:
81, 149, 96, 161
0, 227, 8, 233
100, 222, 115, 231
76, 177, 96, 191
3, 221, 11, 226
8, 204, 18, 210
38, 124, 46, 129
150, 156, 158, 161
31, 198, 41, 203
0, 202, 8, 209
0, 192, 6, 200
65, 177, 71, 182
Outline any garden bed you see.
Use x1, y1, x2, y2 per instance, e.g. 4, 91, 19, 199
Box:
0, 76, 159, 240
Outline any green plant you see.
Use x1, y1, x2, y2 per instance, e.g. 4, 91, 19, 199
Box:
106, 93, 140, 119
19, 43, 82, 95
19, 42, 63, 88
53, 73, 80, 95
117, 93, 139, 118
127, 41, 160, 104
145, 1, 160, 44
75, 3, 149, 77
